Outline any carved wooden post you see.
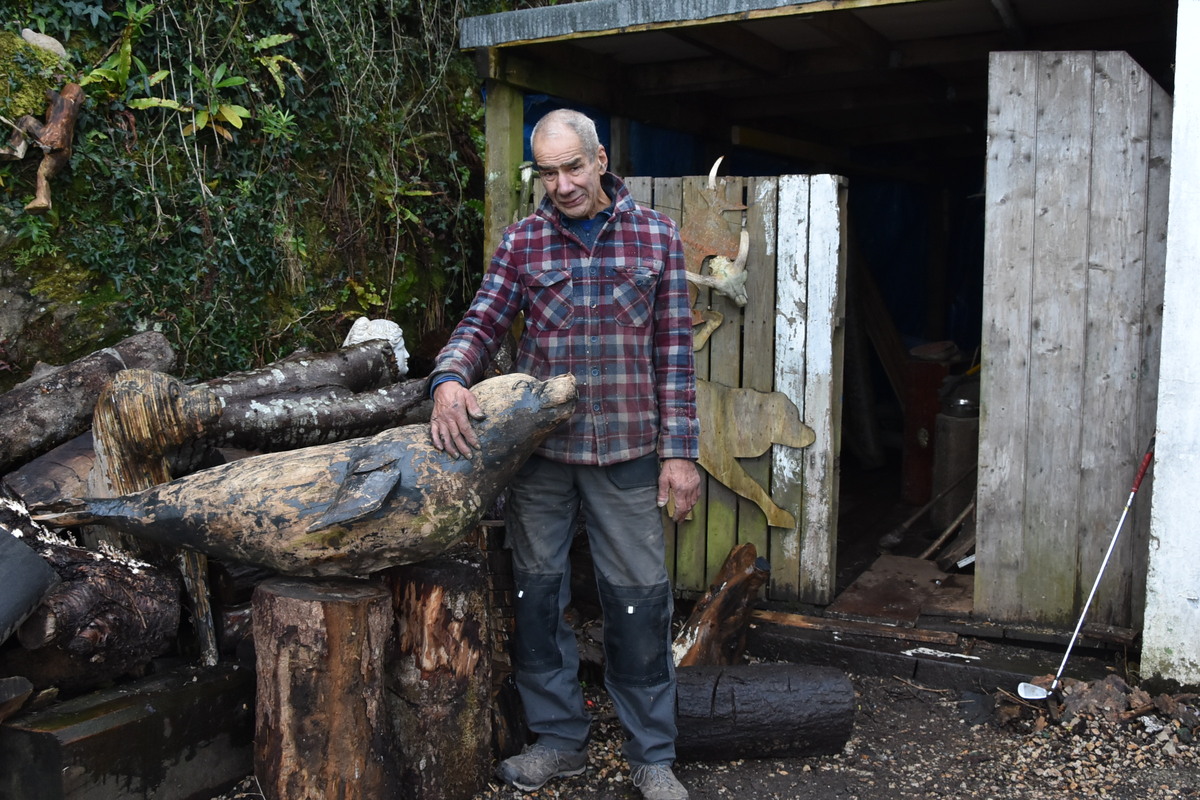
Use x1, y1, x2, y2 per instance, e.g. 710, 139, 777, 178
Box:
253, 578, 396, 800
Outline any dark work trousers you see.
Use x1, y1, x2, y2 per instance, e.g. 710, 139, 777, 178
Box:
505, 452, 678, 766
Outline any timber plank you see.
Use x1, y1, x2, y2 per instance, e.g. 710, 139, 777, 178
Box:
1132, 79, 1172, 626
825, 554, 945, 627
737, 177, 779, 561
771, 175, 811, 601
0, 664, 254, 800
976, 52, 1039, 622
704, 175, 747, 584
1022, 51, 1094, 624
1081, 51, 1152, 628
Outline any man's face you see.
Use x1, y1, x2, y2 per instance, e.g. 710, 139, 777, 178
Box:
532, 127, 609, 220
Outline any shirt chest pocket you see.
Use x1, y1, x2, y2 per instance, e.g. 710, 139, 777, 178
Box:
612, 260, 660, 327
523, 269, 574, 331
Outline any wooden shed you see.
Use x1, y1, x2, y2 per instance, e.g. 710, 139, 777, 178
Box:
459, 0, 1200, 684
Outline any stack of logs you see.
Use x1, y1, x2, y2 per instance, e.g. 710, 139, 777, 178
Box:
0, 331, 855, 800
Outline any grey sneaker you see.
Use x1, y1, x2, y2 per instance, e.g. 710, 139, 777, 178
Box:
496, 743, 587, 791
630, 763, 689, 800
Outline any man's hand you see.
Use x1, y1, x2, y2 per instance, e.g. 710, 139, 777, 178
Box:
430, 380, 485, 458
658, 458, 701, 522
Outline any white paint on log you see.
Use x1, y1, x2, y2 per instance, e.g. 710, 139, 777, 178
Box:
1143, 0, 1200, 687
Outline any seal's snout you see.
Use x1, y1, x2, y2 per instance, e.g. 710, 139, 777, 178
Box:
540, 373, 578, 409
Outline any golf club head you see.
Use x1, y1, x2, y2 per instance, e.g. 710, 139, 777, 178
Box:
1017, 681, 1051, 700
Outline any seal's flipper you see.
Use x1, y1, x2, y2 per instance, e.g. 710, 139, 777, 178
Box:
307, 451, 402, 531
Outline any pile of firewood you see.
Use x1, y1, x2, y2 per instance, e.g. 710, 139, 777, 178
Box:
0, 329, 428, 697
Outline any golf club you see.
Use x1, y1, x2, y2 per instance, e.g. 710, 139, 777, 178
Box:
1016, 437, 1156, 702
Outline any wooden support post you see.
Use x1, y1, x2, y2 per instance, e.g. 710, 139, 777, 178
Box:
675, 663, 855, 760
382, 550, 493, 800
252, 578, 395, 800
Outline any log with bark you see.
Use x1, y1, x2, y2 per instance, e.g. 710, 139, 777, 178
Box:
253, 578, 396, 800
0, 494, 181, 693
0, 522, 60, 647
89, 368, 222, 665
383, 551, 492, 800
0, 331, 175, 475
33, 373, 578, 577
673, 542, 770, 667
675, 663, 855, 760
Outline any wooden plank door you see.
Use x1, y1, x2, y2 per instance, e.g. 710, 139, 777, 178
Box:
976, 51, 1170, 628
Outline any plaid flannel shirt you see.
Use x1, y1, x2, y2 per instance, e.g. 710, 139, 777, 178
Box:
432, 173, 699, 465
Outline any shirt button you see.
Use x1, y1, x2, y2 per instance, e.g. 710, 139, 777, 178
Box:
591, 367, 600, 376
590, 303, 597, 309
591, 336, 598, 343
593, 403, 601, 411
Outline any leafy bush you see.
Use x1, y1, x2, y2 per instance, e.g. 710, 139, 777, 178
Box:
0, 0, 500, 382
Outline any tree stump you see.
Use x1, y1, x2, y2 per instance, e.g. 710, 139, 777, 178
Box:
676, 663, 855, 760
252, 578, 396, 800
382, 549, 493, 800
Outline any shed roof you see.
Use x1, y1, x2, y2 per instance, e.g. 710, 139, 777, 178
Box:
461, 0, 1176, 178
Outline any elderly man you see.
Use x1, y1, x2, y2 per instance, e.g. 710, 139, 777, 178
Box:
428, 109, 700, 800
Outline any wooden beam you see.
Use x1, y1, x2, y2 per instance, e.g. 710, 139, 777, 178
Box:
481, 53, 525, 260
668, 21, 787, 74
460, 0, 946, 51
802, 8, 894, 69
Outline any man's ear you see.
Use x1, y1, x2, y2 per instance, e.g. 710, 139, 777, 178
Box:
597, 145, 608, 173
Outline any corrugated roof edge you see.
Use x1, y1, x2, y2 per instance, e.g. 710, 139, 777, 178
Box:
458, 0, 825, 49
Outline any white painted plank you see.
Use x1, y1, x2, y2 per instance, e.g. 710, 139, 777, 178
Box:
771, 175, 811, 600
797, 174, 845, 604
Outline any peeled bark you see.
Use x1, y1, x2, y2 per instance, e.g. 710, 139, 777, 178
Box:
673, 543, 770, 667
0, 332, 175, 474
383, 552, 492, 800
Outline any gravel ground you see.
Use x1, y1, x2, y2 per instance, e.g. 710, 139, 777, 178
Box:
215, 671, 1199, 800
460, 673, 1199, 800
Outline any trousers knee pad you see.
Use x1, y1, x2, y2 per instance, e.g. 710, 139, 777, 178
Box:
512, 570, 564, 671
598, 578, 672, 687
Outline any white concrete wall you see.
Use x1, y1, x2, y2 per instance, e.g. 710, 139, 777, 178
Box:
1143, 0, 1200, 688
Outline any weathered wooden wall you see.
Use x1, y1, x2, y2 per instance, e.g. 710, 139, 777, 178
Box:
976, 51, 1170, 629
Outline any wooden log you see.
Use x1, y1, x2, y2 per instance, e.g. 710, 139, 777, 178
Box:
0, 525, 60, 647
0, 663, 254, 800
212, 376, 431, 452
673, 542, 769, 667
253, 578, 396, 800
2, 432, 95, 508
675, 663, 855, 760
34, 373, 578, 577
0, 491, 181, 692
382, 550, 492, 800
0, 331, 175, 474
90, 368, 222, 665
204, 339, 402, 400
0, 676, 33, 723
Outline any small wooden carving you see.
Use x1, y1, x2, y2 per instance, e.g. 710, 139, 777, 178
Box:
697, 379, 815, 529
0, 83, 85, 213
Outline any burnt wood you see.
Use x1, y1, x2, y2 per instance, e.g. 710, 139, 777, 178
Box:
674, 542, 769, 667
675, 663, 855, 760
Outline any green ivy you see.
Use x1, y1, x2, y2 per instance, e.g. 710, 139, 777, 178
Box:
0, 0, 503, 383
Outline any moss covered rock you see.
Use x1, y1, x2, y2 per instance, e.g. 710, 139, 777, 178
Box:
0, 30, 69, 121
